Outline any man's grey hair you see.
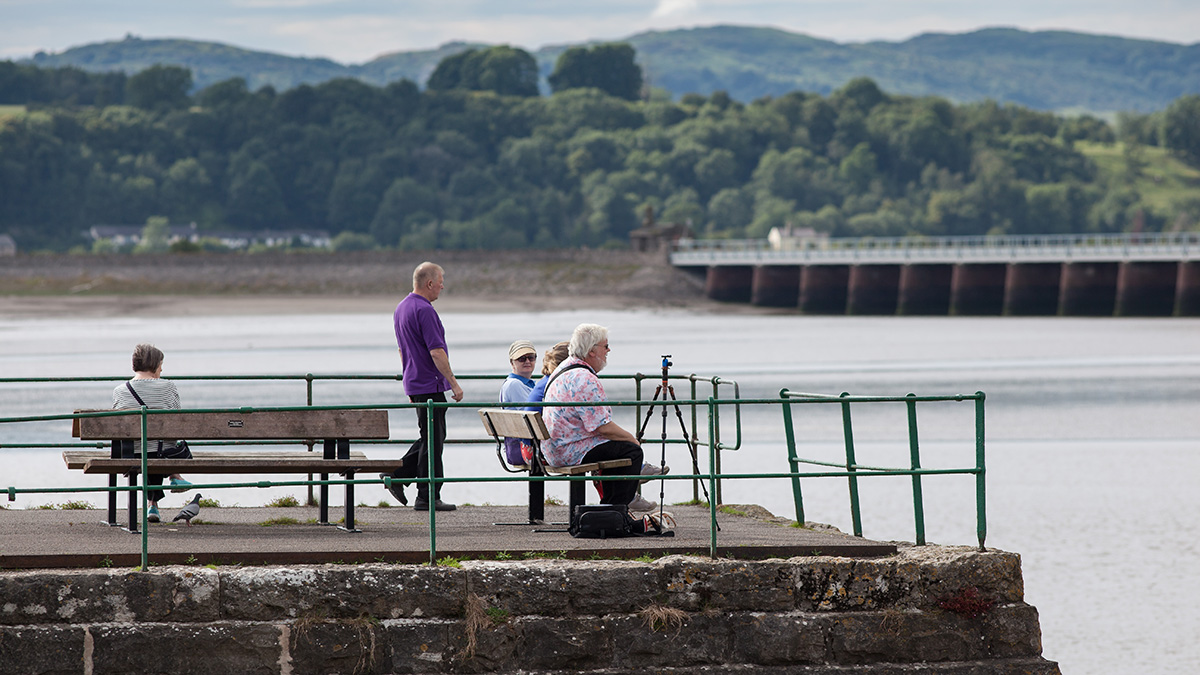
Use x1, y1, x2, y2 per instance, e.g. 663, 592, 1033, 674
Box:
569, 323, 608, 359
412, 261, 443, 290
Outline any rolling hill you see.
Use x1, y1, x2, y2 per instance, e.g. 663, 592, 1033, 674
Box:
22, 26, 1200, 113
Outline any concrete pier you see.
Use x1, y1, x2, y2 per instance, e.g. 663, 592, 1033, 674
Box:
950, 263, 1007, 315
1175, 261, 1200, 316
799, 265, 849, 314
897, 264, 953, 315
1115, 262, 1178, 316
1004, 263, 1062, 316
751, 265, 800, 307
705, 265, 753, 303
847, 264, 900, 315
1059, 262, 1119, 316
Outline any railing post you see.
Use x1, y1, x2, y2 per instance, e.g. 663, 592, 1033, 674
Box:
975, 391, 988, 550
905, 394, 926, 546
780, 392, 805, 525
840, 393, 863, 537
427, 399, 437, 564
305, 373, 315, 506
707, 397, 718, 558
140, 407, 149, 570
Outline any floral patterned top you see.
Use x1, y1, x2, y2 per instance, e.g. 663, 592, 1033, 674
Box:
542, 357, 610, 467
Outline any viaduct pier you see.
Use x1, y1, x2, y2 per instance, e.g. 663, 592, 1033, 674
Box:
672, 233, 1200, 316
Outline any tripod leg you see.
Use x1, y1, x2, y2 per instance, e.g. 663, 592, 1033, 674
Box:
666, 385, 715, 509
636, 385, 665, 442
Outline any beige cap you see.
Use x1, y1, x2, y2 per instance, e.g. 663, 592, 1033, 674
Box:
509, 340, 536, 361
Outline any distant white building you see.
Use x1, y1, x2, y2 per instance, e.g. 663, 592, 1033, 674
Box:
768, 225, 828, 250
88, 224, 332, 250
0, 233, 15, 256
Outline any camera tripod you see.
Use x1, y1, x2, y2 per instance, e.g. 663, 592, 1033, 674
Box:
636, 356, 717, 528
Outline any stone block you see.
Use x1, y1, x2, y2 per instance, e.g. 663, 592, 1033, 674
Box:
220, 564, 465, 621
0, 626, 85, 675
381, 620, 455, 674
659, 556, 796, 611
288, 618, 393, 674
511, 616, 613, 671
727, 611, 830, 665
90, 622, 281, 674
984, 603, 1046, 658
607, 612, 732, 669
828, 609, 985, 664
464, 560, 659, 616
0, 568, 219, 625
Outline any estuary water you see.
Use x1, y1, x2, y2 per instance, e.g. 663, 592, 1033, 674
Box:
2, 307, 1198, 674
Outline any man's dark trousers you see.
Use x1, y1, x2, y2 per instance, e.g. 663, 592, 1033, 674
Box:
394, 392, 447, 502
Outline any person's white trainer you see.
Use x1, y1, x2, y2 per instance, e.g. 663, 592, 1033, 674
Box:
640, 462, 670, 484
626, 494, 658, 512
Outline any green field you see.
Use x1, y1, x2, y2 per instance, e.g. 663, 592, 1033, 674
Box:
1078, 141, 1200, 215
0, 104, 27, 119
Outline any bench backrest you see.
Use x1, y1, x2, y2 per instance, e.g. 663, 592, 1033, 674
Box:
478, 408, 549, 441
73, 409, 390, 441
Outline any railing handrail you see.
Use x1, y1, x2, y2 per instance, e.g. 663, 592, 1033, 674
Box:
2, 373, 984, 568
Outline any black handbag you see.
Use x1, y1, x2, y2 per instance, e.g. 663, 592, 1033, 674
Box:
569, 504, 635, 538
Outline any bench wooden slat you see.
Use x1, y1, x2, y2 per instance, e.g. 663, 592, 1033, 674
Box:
73, 409, 391, 441
63, 450, 371, 471
81, 458, 404, 475
544, 459, 632, 475
478, 408, 548, 440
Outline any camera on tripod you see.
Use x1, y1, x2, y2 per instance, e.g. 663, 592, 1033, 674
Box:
661, 354, 672, 370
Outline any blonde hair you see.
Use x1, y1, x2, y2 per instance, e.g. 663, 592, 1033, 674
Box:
542, 341, 570, 376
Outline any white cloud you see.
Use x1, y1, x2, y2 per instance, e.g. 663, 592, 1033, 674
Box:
652, 0, 699, 19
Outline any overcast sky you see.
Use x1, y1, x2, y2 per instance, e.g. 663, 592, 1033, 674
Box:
3, 0, 1197, 63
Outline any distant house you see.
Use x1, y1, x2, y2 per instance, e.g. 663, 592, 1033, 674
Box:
629, 206, 695, 252
768, 225, 828, 250
88, 224, 332, 250
0, 233, 15, 256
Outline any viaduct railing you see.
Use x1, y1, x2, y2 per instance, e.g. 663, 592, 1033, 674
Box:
672, 232, 1200, 266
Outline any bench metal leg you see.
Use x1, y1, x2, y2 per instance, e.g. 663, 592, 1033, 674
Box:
125, 473, 139, 534
318, 472, 330, 525
339, 469, 360, 533
568, 479, 586, 523
103, 474, 120, 526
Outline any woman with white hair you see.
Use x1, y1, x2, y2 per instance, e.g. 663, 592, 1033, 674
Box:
541, 323, 660, 512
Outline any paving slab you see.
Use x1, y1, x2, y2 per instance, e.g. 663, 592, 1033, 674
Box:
0, 503, 896, 569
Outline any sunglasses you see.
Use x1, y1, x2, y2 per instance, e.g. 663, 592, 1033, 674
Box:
514, 354, 537, 364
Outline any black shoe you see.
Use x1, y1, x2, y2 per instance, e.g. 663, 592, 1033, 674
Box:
380, 473, 407, 505
413, 498, 456, 512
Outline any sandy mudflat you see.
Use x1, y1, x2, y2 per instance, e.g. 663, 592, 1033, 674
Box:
0, 292, 676, 319
0, 248, 736, 318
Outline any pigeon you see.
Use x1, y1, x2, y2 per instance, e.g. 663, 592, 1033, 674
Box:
172, 494, 202, 526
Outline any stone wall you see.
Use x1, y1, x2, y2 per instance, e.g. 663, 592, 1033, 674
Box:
0, 545, 1060, 674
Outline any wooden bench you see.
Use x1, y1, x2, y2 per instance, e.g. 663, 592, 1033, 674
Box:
478, 408, 631, 528
69, 408, 396, 533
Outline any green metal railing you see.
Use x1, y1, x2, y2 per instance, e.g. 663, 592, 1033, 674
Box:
1, 373, 984, 568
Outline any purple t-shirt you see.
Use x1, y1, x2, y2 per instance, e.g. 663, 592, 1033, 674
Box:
394, 292, 449, 396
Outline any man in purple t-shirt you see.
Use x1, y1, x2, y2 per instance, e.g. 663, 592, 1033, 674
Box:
386, 261, 463, 512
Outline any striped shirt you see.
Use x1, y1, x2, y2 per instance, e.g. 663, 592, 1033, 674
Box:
112, 378, 181, 453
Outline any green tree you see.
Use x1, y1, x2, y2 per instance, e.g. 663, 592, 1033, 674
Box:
125, 65, 192, 111
549, 43, 643, 101
134, 216, 171, 253
1162, 94, 1200, 167
427, 46, 539, 97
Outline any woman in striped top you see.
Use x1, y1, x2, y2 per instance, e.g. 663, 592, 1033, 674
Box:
112, 343, 192, 522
